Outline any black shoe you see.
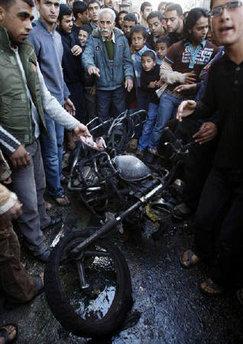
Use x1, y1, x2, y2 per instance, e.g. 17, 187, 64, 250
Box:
35, 249, 50, 263
41, 215, 62, 232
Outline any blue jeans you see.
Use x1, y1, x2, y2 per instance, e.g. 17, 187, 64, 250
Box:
150, 91, 182, 148
138, 102, 159, 151
40, 113, 64, 198
96, 86, 126, 121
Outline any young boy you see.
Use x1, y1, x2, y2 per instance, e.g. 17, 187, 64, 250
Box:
155, 36, 171, 64
137, 50, 161, 155
78, 26, 97, 121
130, 25, 151, 110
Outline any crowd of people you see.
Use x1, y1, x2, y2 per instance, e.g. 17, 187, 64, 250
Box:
0, 0, 243, 341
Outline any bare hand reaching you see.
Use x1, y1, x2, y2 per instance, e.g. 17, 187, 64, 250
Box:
176, 100, 197, 122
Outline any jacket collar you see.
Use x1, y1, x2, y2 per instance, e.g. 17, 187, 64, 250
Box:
0, 26, 33, 53
0, 26, 13, 51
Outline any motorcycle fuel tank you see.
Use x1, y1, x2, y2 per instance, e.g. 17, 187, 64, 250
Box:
112, 155, 151, 182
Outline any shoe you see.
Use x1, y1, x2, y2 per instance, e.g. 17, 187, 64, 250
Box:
41, 215, 62, 231
200, 278, 223, 296
180, 249, 200, 268
35, 249, 50, 263
173, 202, 192, 220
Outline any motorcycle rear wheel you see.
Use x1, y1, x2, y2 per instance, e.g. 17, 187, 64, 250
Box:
45, 231, 133, 338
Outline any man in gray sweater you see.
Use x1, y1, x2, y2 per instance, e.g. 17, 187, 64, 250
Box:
29, 0, 76, 206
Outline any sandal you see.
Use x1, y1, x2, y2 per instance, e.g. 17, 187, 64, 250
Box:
0, 324, 18, 343
180, 249, 200, 268
54, 194, 70, 206
200, 278, 223, 296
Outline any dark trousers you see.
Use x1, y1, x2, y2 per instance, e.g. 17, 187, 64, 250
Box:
175, 117, 216, 211
0, 223, 36, 303
67, 82, 86, 123
96, 86, 126, 121
194, 167, 243, 288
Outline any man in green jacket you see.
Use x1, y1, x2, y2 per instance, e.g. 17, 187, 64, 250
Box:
0, 0, 90, 262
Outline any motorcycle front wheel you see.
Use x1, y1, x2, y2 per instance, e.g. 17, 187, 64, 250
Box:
44, 231, 133, 339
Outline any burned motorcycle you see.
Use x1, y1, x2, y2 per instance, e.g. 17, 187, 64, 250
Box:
44, 111, 190, 339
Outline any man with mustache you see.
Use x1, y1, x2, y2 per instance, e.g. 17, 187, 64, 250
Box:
82, 8, 134, 120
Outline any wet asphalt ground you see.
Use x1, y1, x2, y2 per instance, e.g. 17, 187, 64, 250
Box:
1, 193, 243, 344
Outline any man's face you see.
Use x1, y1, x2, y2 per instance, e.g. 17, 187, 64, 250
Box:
78, 29, 88, 46
37, 0, 60, 25
104, 0, 114, 8
98, 12, 114, 38
131, 31, 146, 51
0, 0, 33, 44
123, 19, 136, 36
142, 6, 152, 20
164, 10, 182, 33
88, 2, 100, 23
78, 10, 89, 24
59, 14, 73, 33
191, 16, 209, 43
211, 0, 243, 47
148, 16, 164, 37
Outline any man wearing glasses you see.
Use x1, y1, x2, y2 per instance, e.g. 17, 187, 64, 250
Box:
178, 0, 243, 295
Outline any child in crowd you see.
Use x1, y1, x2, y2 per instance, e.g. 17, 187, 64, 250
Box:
78, 26, 97, 121
155, 36, 171, 64
137, 50, 161, 155
130, 24, 151, 110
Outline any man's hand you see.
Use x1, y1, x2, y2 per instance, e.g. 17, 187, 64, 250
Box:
125, 78, 133, 92
71, 45, 82, 56
176, 100, 197, 122
183, 71, 197, 84
73, 123, 91, 140
193, 122, 217, 144
174, 83, 196, 93
88, 66, 100, 77
0, 200, 22, 226
148, 81, 157, 89
9, 145, 31, 169
64, 98, 76, 116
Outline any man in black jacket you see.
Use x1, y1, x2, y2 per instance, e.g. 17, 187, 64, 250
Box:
58, 4, 86, 122
178, 0, 243, 295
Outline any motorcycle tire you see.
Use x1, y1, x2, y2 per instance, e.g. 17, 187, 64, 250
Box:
45, 231, 133, 339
